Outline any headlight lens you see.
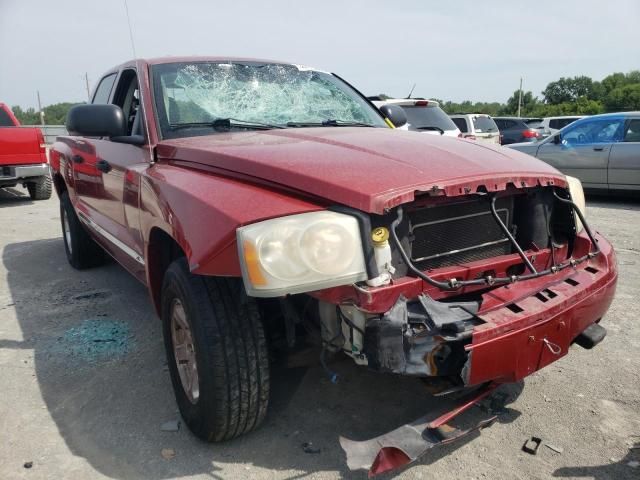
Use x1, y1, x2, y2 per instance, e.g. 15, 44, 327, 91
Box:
566, 175, 585, 233
237, 211, 367, 297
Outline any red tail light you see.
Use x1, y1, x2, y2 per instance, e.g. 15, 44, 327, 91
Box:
522, 129, 540, 139
414, 100, 429, 106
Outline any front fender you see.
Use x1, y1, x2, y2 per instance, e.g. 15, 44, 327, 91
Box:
140, 162, 324, 276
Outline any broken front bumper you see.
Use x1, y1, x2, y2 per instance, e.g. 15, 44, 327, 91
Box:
361, 231, 617, 386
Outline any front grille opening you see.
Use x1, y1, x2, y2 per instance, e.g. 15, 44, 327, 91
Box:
585, 266, 599, 274
565, 278, 579, 286
543, 288, 558, 299
401, 187, 575, 275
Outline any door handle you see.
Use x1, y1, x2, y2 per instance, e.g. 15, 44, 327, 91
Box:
71, 155, 84, 164
593, 147, 605, 151
96, 159, 112, 173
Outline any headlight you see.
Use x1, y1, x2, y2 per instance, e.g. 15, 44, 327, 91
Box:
237, 211, 367, 297
566, 175, 585, 233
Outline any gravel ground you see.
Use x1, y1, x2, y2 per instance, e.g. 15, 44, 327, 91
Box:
0, 187, 639, 480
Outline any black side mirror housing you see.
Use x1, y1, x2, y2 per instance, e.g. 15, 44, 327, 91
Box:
378, 104, 408, 128
553, 133, 562, 144
66, 104, 126, 138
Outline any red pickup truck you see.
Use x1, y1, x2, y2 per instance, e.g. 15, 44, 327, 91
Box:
0, 103, 52, 200
49, 57, 617, 476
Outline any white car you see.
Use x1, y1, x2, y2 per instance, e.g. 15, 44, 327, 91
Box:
449, 114, 501, 145
370, 98, 461, 137
536, 116, 585, 137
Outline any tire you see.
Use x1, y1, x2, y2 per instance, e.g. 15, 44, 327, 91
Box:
60, 191, 105, 269
27, 174, 52, 200
161, 258, 270, 442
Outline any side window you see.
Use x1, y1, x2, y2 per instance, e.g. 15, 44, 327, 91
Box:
624, 119, 640, 142
112, 69, 141, 137
92, 73, 117, 104
549, 119, 560, 130
502, 120, 516, 129
494, 120, 505, 130
563, 119, 624, 145
451, 117, 468, 132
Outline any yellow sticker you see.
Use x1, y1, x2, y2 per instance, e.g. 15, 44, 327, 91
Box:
384, 118, 395, 129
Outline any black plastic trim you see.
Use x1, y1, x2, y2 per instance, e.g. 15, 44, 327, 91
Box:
329, 205, 379, 279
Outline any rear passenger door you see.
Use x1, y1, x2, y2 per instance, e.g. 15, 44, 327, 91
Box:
536, 117, 624, 189
608, 118, 640, 190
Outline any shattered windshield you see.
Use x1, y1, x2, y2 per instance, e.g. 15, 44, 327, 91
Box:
152, 62, 386, 138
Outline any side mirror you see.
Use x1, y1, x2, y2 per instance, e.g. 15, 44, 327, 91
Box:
66, 104, 126, 138
378, 104, 407, 128
553, 133, 561, 144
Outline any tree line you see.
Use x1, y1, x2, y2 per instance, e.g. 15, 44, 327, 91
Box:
9, 70, 640, 125
390, 70, 640, 117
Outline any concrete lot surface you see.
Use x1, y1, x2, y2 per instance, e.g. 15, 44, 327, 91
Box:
1, 187, 639, 480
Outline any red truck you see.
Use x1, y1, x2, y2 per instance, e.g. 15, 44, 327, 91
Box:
49, 57, 617, 476
0, 103, 52, 200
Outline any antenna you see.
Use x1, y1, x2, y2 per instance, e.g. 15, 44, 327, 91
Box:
122, 0, 154, 163
407, 83, 416, 99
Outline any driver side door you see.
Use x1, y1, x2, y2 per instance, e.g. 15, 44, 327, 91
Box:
536, 117, 624, 190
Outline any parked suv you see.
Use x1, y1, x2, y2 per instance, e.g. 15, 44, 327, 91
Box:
537, 116, 585, 137
449, 114, 500, 144
50, 57, 616, 477
493, 116, 542, 145
370, 98, 460, 137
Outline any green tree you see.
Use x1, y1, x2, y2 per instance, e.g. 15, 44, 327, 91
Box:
604, 84, 640, 111
542, 76, 600, 104
504, 90, 539, 115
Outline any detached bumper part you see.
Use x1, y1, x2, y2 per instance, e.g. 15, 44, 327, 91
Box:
340, 383, 499, 477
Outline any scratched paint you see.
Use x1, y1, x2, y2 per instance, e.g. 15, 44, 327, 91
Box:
55, 318, 133, 362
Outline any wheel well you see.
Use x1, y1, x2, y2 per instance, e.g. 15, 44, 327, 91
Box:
147, 228, 186, 313
52, 172, 66, 196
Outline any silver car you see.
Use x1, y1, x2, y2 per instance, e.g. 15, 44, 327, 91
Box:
508, 112, 640, 192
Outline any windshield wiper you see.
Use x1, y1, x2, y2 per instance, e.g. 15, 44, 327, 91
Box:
415, 126, 445, 134
286, 119, 375, 128
169, 118, 286, 131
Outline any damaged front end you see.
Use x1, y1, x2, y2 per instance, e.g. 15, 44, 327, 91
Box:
307, 179, 617, 476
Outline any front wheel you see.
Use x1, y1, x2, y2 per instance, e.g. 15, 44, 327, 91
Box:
60, 191, 105, 269
161, 259, 270, 442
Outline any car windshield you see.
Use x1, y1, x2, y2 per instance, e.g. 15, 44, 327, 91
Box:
472, 116, 498, 133
152, 62, 387, 138
401, 105, 458, 131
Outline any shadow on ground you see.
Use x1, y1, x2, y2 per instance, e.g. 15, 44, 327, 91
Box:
3, 237, 523, 479
0, 187, 33, 207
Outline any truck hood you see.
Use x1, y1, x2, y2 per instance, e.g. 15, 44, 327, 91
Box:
157, 128, 566, 214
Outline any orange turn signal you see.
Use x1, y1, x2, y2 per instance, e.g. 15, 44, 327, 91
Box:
243, 240, 267, 286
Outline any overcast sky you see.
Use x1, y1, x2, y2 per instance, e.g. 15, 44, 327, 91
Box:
1, 0, 638, 109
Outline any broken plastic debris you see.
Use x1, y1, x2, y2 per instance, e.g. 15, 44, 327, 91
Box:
544, 443, 564, 454
161, 420, 180, 432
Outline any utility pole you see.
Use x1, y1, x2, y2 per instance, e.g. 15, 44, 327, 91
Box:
84, 73, 91, 101
36, 90, 45, 126
517, 77, 523, 117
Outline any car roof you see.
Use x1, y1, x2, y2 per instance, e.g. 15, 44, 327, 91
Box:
109, 56, 325, 73
450, 113, 492, 117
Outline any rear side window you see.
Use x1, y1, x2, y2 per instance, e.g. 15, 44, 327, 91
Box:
472, 116, 498, 132
92, 73, 117, 104
401, 106, 458, 131
496, 119, 516, 129
0, 108, 14, 126
451, 117, 468, 132
624, 119, 640, 142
